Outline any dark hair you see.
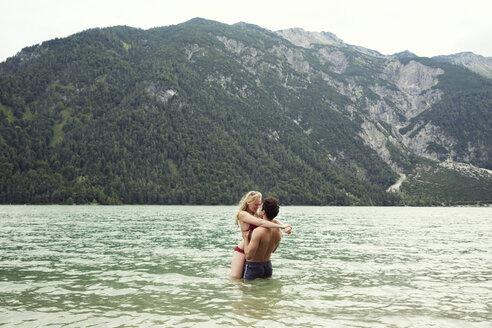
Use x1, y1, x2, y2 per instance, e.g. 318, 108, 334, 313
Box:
262, 197, 279, 220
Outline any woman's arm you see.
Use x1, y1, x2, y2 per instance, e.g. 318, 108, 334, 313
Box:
273, 218, 292, 234
238, 211, 290, 230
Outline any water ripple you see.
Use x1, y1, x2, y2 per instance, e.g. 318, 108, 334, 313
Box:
0, 205, 491, 327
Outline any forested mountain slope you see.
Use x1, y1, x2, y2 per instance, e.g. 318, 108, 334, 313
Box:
1, 18, 491, 205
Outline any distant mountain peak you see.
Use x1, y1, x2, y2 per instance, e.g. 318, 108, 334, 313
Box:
433, 52, 492, 79
275, 27, 384, 57
275, 28, 345, 48
391, 50, 417, 59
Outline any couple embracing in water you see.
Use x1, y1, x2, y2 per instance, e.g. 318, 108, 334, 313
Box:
230, 191, 292, 280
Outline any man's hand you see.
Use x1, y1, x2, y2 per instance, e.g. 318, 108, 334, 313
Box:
241, 229, 251, 241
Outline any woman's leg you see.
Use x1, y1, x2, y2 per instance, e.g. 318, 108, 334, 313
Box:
230, 242, 246, 278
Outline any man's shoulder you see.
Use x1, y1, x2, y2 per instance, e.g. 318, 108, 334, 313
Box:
254, 226, 269, 234
254, 225, 280, 236
252, 226, 272, 237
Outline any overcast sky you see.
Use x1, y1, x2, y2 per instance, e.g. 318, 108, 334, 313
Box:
1, 0, 491, 62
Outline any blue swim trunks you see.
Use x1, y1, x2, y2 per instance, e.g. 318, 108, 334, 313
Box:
242, 261, 273, 280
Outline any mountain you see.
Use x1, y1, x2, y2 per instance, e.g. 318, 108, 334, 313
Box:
0, 18, 491, 205
276, 28, 385, 57
433, 52, 492, 79
390, 50, 418, 59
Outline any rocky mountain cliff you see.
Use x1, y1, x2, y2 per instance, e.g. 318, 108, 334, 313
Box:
275, 27, 491, 165
1, 18, 491, 205
275, 27, 492, 202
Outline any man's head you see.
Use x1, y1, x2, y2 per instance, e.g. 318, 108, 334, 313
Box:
261, 197, 279, 221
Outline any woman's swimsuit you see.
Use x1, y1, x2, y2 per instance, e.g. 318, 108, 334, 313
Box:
234, 224, 257, 254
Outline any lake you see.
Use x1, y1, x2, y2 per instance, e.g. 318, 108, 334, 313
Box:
0, 205, 491, 327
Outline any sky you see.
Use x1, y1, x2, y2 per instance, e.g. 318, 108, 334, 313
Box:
1, 0, 491, 62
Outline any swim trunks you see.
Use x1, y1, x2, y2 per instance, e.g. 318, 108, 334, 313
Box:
242, 260, 272, 280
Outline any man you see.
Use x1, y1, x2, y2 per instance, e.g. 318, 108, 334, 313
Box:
242, 196, 283, 280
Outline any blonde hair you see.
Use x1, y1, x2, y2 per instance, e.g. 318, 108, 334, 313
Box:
235, 191, 262, 226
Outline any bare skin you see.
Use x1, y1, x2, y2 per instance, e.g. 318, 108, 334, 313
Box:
230, 199, 291, 278
244, 220, 282, 262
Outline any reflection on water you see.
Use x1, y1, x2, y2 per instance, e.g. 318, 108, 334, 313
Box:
0, 205, 491, 327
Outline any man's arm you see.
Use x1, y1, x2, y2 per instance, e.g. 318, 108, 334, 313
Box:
271, 229, 282, 253
244, 229, 264, 260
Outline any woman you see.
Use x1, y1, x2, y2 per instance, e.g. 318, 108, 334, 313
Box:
230, 191, 292, 278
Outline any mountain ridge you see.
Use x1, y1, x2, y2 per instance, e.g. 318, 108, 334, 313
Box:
275, 27, 492, 78
0, 18, 491, 205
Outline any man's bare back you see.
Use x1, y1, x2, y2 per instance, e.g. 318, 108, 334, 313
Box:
245, 226, 281, 262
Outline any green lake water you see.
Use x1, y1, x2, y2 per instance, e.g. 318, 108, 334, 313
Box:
0, 205, 491, 327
